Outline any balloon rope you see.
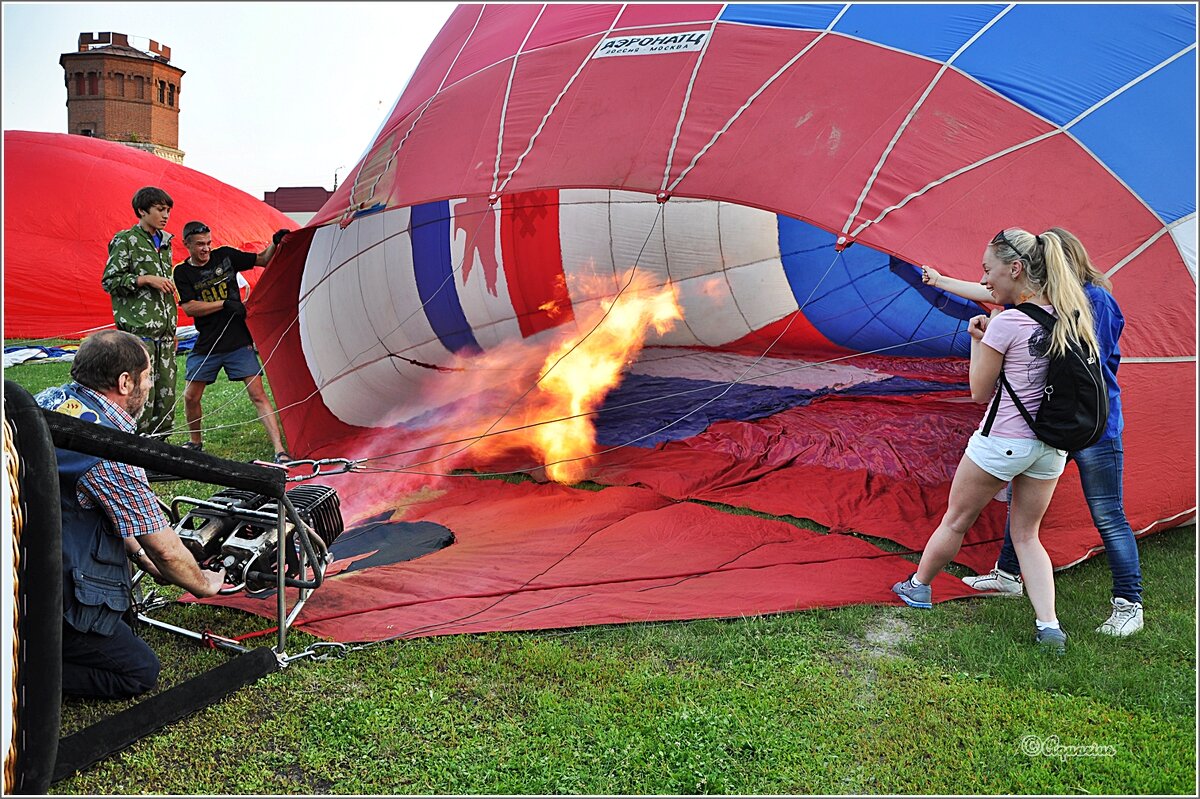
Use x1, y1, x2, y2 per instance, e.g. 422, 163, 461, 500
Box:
353, 327, 966, 479
348, 287, 937, 460
153, 310, 247, 440
374, 201, 669, 472
252, 203, 495, 413
354, 248, 961, 476
188, 205, 965, 469
253, 194, 767, 424
191, 201, 502, 438
357, 234, 837, 472
213, 196, 665, 455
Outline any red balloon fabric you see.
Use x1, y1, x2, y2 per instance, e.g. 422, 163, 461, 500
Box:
2, 130, 297, 339
193, 4, 1197, 642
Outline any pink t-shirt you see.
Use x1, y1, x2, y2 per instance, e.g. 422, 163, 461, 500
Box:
977, 305, 1056, 439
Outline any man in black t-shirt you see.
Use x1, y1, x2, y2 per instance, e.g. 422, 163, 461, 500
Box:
174, 220, 291, 462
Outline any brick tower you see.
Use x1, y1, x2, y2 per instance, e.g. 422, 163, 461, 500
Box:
59, 32, 186, 163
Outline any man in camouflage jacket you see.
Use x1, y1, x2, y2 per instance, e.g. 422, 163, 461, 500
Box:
101, 186, 180, 439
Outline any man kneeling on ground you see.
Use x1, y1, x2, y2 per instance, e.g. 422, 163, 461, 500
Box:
37, 330, 227, 699
174, 220, 291, 463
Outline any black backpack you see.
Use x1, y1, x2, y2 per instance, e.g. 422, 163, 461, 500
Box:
982, 303, 1108, 452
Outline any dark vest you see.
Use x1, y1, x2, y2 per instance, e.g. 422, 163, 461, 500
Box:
46, 385, 133, 636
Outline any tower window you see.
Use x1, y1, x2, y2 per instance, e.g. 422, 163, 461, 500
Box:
75, 72, 85, 95
87, 72, 98, 95
134, 75, 144, 99
158, 80, 165, 103
168, 83, 175, 107
114, 73, 124, 96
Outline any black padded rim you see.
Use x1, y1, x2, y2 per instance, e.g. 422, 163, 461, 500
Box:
4, 379, 64, 795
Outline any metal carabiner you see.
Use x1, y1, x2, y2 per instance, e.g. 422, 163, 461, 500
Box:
316, 458, 355, 475
285, 641, 351, 663
283, 457, 358, 482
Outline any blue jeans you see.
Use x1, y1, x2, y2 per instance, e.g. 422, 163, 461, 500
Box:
996, 435, 1143, 603
61, 617, 161, 699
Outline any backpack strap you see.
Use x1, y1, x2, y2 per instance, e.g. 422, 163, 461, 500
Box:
1013, 302, 1057, 330
981, 375, 1004, 436
981, 369, 1038, 437
999, 370, 1038, 431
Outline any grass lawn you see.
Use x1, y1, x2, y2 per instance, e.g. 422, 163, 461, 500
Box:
5, 348, 1196, 795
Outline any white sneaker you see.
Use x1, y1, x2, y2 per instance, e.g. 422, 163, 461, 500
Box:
961, 567, 1024, 596
1096, 597, 1144, 637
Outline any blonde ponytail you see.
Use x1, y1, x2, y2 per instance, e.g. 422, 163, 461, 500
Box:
994, 227, 1100, 358
1047, 226, 1111, 290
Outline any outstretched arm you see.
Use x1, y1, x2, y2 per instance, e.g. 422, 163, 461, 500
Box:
254, 229, 292, 267
922, 265, 993, 304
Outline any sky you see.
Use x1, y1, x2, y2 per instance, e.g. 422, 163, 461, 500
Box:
1, 1, 457, 199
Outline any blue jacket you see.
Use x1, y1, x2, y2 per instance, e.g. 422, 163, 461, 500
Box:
1085, 282, 1125, 442
37, 384, 133, 636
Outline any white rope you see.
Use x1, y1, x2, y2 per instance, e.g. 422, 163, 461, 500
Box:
1121, 356, 1196, 364
490, 3, 549, 197
359, 328, 965, 479
852, 42, 1198, 239
369, 204, 667, 473
355, 245, 858, 473
665, 4, 851, 195
659, 9, 724, 193
1106, 213, 1197, 280
841, 4, 1014, 237
197, 206, 496, 439
495, 5, 627, 197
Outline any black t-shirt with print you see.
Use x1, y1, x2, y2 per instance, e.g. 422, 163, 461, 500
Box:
174, 246, 257, 355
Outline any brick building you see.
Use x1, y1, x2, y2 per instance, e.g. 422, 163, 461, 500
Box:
263, 186, 334, 226
59, 32, 185, 163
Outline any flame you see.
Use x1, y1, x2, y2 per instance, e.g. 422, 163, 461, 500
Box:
340, 268, 682, 493
472, 268, 681, 482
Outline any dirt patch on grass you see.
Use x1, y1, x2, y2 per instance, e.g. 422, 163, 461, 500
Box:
857, 610, 916, 661
823, 610, 918, 687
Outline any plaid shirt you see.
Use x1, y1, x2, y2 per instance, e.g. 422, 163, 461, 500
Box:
71, 385, 169, 538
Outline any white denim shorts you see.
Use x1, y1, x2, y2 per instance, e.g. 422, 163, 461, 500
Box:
965, 430, 1067, 481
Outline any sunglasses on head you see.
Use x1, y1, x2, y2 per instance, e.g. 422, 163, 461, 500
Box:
993, 229, 1019, 254
185, 224, 210, 239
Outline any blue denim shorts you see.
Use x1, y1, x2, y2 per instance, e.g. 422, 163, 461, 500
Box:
184, 345, 262, 384
965, 430, 1067, 481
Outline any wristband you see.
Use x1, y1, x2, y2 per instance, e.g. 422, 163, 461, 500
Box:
128, 547, 146, 564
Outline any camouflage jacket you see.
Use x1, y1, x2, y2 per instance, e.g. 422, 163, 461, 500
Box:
101, 225, 178, 338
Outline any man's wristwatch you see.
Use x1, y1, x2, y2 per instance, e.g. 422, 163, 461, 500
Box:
129, 547, 146, 564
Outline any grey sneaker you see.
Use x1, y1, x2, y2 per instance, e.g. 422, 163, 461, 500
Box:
1035, 626, 1068, 655
961, 567, 1023, 596
1096, 597, 1143, 637
892, 574, 932, 609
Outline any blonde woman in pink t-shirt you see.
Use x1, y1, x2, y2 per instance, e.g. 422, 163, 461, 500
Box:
892, 228, 1099, 654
